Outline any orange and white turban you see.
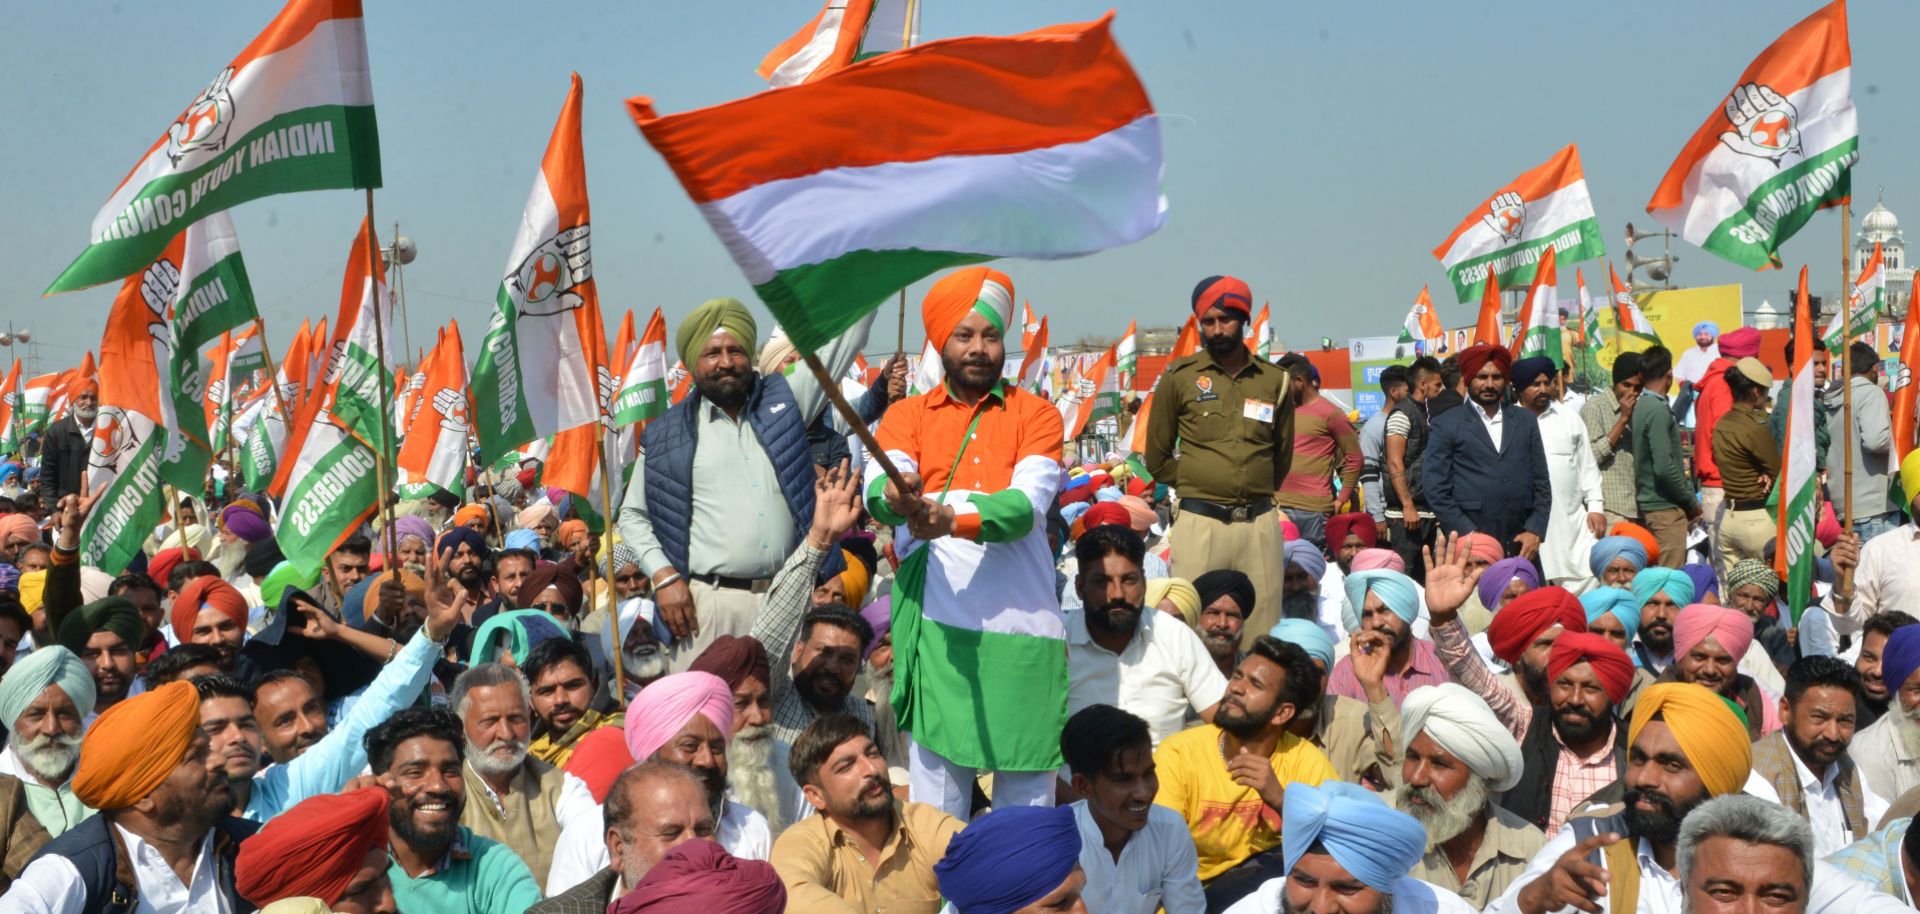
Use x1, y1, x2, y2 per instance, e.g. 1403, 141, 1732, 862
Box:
922, 267, 1014, 351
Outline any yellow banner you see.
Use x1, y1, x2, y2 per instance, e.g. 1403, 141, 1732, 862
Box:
1593, 284, 1743, 368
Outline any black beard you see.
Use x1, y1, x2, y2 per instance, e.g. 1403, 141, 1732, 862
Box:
1215, 697, 1277, 740
1622, 785, 1701, 843
1551, 702, 1608, 744
390, 791, 463, 850
940, 356, 1001, 394
454, 566, 485, 589
1281, 592, 1319, 620
1520, 661, 1550, 703
1084, 600, 1140, 637
797, 669, 850, 711
1203, 334, 1241, 358
1641, 626, 1673, 655
695, 369, 752, 412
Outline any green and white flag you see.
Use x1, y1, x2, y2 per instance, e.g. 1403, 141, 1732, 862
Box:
1824, 242, 1884, 354
1515, 245, 1563, 368
1777, 268, 1819, 621
1433, 145, 1606, 303
610, 309, 669, 426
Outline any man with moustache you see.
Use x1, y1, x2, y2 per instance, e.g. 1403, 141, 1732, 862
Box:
1193, 570, 1254, 680
523, 638, 621, 767
1422, 344, 1552, 560
688, 635, 778, 827
1743, 657, 1888, 857
1324, 568, 1446, 708
1146, 274, 1295, 640
1628, 567, 1695, 674
531, 762, 716, 914
1853, 612, 1917, 728
1392, 683, 1543, 909
1221, 780, 1471, 914
618, 297, 875, 669
0, 647, 92, 839
35, 379, 95, 503
367, 707, 541, 914
55, 596, 145, 718
1850, 626, 1920, 803
1060, 705, 1205, 914
451, 662, 598, 884
436, 528, 493, 608
1278, 541, 1332, 637
1066, 524, 1225, 747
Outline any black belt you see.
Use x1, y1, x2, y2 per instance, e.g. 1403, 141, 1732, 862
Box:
1729, 499, 1770, 511
689, 572, 772, 592
1179, 497, 1275, 524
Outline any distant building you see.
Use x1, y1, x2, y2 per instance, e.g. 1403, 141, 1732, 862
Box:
1854, 196, 1912, 318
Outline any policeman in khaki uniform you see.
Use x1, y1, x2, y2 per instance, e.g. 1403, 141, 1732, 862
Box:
1144, 275, 1295, 646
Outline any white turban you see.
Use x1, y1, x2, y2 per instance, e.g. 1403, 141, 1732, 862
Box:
1400, 683, 1523, 792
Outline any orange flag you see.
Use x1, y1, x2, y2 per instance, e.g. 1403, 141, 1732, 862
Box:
1473, 269, 1502, 347
1893, 275, 1920, 461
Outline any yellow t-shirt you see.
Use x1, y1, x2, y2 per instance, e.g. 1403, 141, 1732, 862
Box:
1152, 724, 1337, 881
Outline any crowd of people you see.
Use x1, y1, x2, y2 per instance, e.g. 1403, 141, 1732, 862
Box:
0, 270, 1914, 914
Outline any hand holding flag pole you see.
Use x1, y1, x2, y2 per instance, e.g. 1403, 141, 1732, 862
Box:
801, 351, 913, 497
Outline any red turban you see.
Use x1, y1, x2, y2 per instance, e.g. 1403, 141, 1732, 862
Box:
922, 267, 1014, 352
1717, 327, 1762, 358
563, 726, 633, 803
1056, 485, 1095, 507
171, 576, 248, 643
147, 546, 203, 589
1546, 632, 1636, 704
236, 787, 390, 906
1607, 522, 1660, 564
1456, 344, 1513, 384
1326, 513, 1379, 550
1459, 533, 1504, 566
1192, 275, 1253, 320
1485, 586, 1585, 664
1073, 503, 1132, 539
612, 839, 786, 914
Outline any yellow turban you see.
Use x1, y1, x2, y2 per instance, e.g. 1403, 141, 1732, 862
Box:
836, 551, 871, 609
17, 570, 45, 614
756, 330, 798, 378
921, 267, 1014, 352
676, 298, 758, 367
1901, 448, 1920, 511
72, 679, 202, 810
1628, 682, 1752, 797
1145, 577, 1202, 627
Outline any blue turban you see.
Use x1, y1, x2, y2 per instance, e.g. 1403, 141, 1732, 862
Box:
1282, 781, 1427, 893
1344, 570, 1419, 626
1475, 557, 1539, 612
0, 464, 19, 485
1588, 536, 1649, 581
1694, 321, 1719, 339
1882, 627, 1920, 698
1631, 567, 1695, 609
1682, 563, 1721, 599
502, 528, 542, 552
1579, 587, 1642, 639
436, 526, 492, 562
935, 805, 1080, 914
470, 608, 571, 665
1510, 357, 1556, 390
0, 645, 96, 728
1094, 486, 1123, 503
1271, 618, 1336, 668
1285, 540, 1327, 582
1060, 502, 1091, 526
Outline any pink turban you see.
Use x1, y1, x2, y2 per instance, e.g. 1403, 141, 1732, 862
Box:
1459, 533, 1504, 565
1673, 604, 1754, 663
1351, 548, 1405, 573
0, 514, 37, 549
625, 671, 736, 762
1716, 327, 1762, 359
1116, 496, 1156, 533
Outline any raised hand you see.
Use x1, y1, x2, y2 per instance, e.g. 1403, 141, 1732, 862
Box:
810, 461, 864, 546
1422, 532, 1483, 624
1482, 191, 1525, 241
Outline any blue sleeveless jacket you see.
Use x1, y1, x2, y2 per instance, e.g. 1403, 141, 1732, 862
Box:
32, 813, 259, 914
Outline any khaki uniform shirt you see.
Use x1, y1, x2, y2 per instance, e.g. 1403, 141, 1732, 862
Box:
1711, 405, 1780, 503
1143, 351, 1295, 505
771, 801, 964, 914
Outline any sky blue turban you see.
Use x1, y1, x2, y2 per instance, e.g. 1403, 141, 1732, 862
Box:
502, 528, 542, 552
470, 609, 571, 666
1580, 587, 1642, 639
1285, 540, 1327, 582
935, 805, 1080, 914
1631, 567, 1695, 609
0, 645, 96, 727
1588, 536, 1649, 581
1694, 321, 1719, 339
1882, 627, 1920, 698
1475, 557, 1539, 612
1344, 570, 1419, 626
1282, 781, 1427, 893
1271, 618, 1336, 668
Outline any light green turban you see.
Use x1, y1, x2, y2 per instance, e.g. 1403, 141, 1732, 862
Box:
675, 298, 758, 367
0, 645, 96, 728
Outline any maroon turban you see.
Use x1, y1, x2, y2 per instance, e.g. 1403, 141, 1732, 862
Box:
515, 558, 584, 614
235, 787, 389, 906
612, 839, 785, 914
1326, 513, 1379, 550
1547, 632, 1636, 705
1485, 586, 1585, 664
1456, 344, 1513, 384
690, 635, 772, 690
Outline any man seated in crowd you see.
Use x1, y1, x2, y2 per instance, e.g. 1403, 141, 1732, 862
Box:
1280, 540, 1335, 637
57, 596, 144, 717
532, 762, 715, 914
1221, 780, 1472, 914
235, 787, 398, 914
1270, 618, 1392, 788
0, 646, 92, 838
1392, 683, 1543, 908
1665, 603, 1776, 739
1679, 795, 1817, 914
1193, 570, 1253, 680
687, 634, 778, 826
1629, 566, 1695, 674
523, 637, 621, 766
452, 662, 598, 885
1853, 611, 1919, 728
1325, 568, 1445, 708
1743, 656, 1886, 857
771, 712, 963, 913
1061, 704, 1204, 914
935, 805, 1088, 914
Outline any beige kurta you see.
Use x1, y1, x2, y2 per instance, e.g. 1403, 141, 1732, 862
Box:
461, 758, 569, 884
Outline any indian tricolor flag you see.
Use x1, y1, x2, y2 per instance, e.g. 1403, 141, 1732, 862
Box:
632, 14, 1166, 355
243, 318, 310, 493
1433, 144, 1606, 303
1017, 316, 1050, 394
1021, 302, 1041, 340
1611, 264, 1658, 339
472, 73, 604, 464
759, 0, 920, 86
1577, 269, 1604, 354
1824, 242, 1884, 354
612, 309, 671, 426
1512, 245, 1563, 367
48, 0, 380, 294
1247, 303, 1273, 361
1125, 315, 1197, 459
1775, 267, 1819, 620
1894, 275, 1920, 460
396, 321, 470, 497
1116, 321, 1138, 377
0, 361, 20, 455
1399, 286, 1444, 345
1647, 1, 1855, 271
1060, 345, 1120, 442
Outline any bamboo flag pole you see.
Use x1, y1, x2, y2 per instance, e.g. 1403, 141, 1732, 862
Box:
1840, 200, 1857, 591
595, 419, 627, 707
803, 353, 911, 494
364, 189, 399, 564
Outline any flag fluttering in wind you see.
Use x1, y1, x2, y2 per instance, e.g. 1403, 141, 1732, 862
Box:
1017, 317, 1050, 394
1125, 315, 1197, 459
1576, 268, 1604, 354
1247, 304, 1272, 361
1512, 245, 1562, 367
611, 309, 670, 426
1433, 144, 1605, 303
243, 318, 310, 492
48, 0, 381, 294
1398, 286, 1444, 345
1894, 276, 1920, 461
19, 374, 59, 440
0, 361, 21, 455
1060, 345, 1120, 442
632, 14, 1167, 355
1472, 269, 1502, 347
1610, 264, 1658, 340
396, 321, 470, 497
204, 323, 263, 454
1646, 0, 1855, 271
1824, 241, 1883, 354
1776, 267, 1819, 620
1021, 302, 1041, 340
759, 0, 920, 86
472, 74, 604, 464
1116, 321, 1138, 378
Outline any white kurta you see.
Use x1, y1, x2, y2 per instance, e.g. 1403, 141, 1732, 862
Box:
1537, 399, 1605, 587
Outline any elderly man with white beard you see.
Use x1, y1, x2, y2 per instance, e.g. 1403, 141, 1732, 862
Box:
689, 634, 780, 828
1389, 683, 1544, 909
0, 646, 90, 846
1851, 625, 1920, 802
451, 662, 599, 886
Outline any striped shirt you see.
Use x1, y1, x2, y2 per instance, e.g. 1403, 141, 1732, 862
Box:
1580, 390, 1639, 518
1277, 397, 1362, 513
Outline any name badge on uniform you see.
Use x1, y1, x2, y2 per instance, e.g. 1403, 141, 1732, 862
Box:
1243, 398, 1275, 423
1194, 375, 1220, 403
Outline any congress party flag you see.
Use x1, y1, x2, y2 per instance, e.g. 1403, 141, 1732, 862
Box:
242, 318, 310, 493
1512, 245, 1563, 368
1124, 315, 1197, 459
611, 309, 670, 426
1021, 302, 1041, 341
19, 374, 60, 440
759, 0, 920, 86
1433, 144, 1606, 303
1472, 269, 1502, 347
1776, 267, 1819, 620
1823, 242, 1883, 354
1017, 316, 1050, 394
48, 0, 381, 294
1247, 304, 1273, 361
1646, 1, 1855, 271
1060, 344, 1120, 443
1576, 269, 1604, 354
1398, 286, 1444, 345
0, 361, 20, 455
1116, 321, 1138, 377
396, 321, 470, 496
632, 14, 1166, 355
204, 324, 263, 454
1610, 264, 1658, 340
472, 73, 605, 464
1894, 277, 1920, 461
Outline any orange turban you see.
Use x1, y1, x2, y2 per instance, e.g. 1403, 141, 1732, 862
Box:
922, 267, 1014, 352
556, 518, 588, 549
1607, 521, 1660, 565
71, 680, 201, 810
171, 576, 249, 643
453, 504, 491, 530
1459, 533, 1504, 566
1629, 682, 1753, 797
237, 787, 390, 906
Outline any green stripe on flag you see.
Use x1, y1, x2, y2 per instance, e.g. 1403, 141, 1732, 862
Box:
611, 379, 667, 426
755, 248, 996, 354
471, 294, 537, 464
79, 434, 168, 574
1698, 140, 1859, 271
277, 432, 382, 575
1444, 219, 1605, 303
173, 251, 260, 357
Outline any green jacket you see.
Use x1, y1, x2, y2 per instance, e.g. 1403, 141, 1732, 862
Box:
1769, 387, 1830, 473
1631, 389, 1695, 513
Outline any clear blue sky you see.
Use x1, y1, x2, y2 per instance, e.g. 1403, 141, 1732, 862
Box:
3, 0, 1908, 369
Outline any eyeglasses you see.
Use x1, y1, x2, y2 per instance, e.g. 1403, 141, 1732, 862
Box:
531, 601, 572, 618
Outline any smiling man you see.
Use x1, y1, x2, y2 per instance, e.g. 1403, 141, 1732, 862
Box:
1743, 657, 1887, 857
1062, 704, 1203, 914
1678, 795, 1814, 914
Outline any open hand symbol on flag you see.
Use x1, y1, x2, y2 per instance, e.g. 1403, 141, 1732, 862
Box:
166, 67, 237, 166
1720, 83, 1801, 164
511, 224, 592, 316
140, 259, 181, 315
431, 387, 468, 433
1482, 192, 1525, 243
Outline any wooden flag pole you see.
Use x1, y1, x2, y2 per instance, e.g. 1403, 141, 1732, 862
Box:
595, 419, 627, 707
1840, 201, 1858, 592
802, 352, 910, 495
364, 189, 399, 563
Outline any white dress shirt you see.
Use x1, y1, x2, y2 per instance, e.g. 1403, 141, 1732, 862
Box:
0, 825, 227, 914
1066, 607, 1227, 746
1535, 400, 1605, 585
1742, 749, 1890, 857
1824, 524, 1920, 636
543, 798, 771, 896
1223, 875, 1476, 914
1474, 403, 1505, 451
1072, 800, 1205, 914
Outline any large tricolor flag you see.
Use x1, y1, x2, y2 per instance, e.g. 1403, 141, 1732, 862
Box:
1512, 245, 1563, 367
1398, 285, 1444, 345
1775, 267, 1819, 619
1610, 264, 1658, 339
472, 74, 604, 463
1433, 144, 1606, 303
396, 321, 470, 497
759, 0, 920, 86
1646, 1, 1855, 271
632, 14, 1166, 355
1823, 242, 1883, 354
48, 0, 381, 294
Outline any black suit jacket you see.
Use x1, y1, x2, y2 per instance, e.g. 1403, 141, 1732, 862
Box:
36, 414, 89, 503
1420, 400, 1552, 548
529, 867, 618, 914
